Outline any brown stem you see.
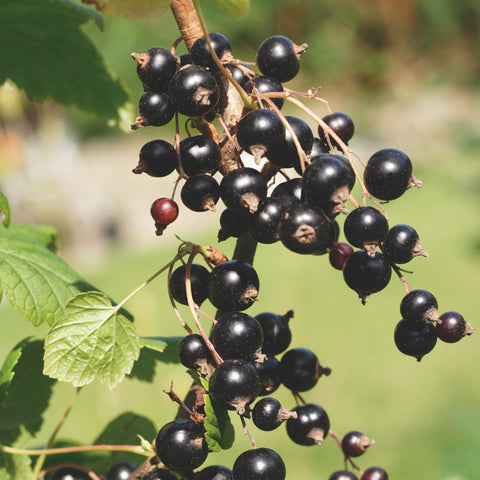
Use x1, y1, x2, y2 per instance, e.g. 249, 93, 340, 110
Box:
170, 0, 204, 51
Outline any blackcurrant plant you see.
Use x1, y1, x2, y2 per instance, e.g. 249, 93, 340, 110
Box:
0, 1, 474, 480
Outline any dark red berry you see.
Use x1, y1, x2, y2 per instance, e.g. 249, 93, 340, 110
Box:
232, 448, 286, 480
286, 403, 330, 445
361, 466, 389, 480
436, 311, 473, 343
341, 430, 375, 458
329, 242, 354, 270
394, 319, 437, 361
150, 198, 179, 235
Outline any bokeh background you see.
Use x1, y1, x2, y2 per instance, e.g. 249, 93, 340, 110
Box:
1, 0, 480, 479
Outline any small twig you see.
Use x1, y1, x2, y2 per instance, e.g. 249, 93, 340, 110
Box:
163, 382, 197, 419
240, 415, 257, 449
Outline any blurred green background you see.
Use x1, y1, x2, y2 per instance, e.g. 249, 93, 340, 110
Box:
1, 0, 480, 479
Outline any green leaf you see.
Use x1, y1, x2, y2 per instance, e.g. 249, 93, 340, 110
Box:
0, 193, 10, 228
82, 0, 171, 21
212, 0, 250, 18
0, 340, 55, 436
129, 337, 181, 382
0, 227, 97, 326
2, 223, 58, 252
91, 412, 156, 472
43, 292, 140, 389
0, 0, 129, 119
0, 449, 32, 480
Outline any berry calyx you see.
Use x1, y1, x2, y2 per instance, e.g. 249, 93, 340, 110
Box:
150, 198, 179, 235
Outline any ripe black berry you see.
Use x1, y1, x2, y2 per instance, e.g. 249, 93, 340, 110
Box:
394, 319, 437, 361
255, 310, 293, 356
253, 356, 282, 396
207, 260, 259, 312
341, 430, 374, 458
236, 109, 285, 163
248, 197, 285, 244
155, 419, 208, 472
150, 198, 179, 235
436, 311, 473, 343
209, 359, 260, 414
232, 447, 286, 480
106, 461, 137, 480
169, 65, 220, 117
132, 91, 175, 129
178, 333, 212, 372
144, 469, 177, 480
218, 208, 250, 241
286, 403, 330, 445
256, 35, 303, 82
400, 289, 438, 324
360, 466, 389, 480
226, 63, 250, 90
194, 465, 233, 480
319, 111, 355, 149
211, 311, 264, 361
280, 347, 330, 392
343, 206, 389, 253
133, 139, 177, 177
132, 47, 178, 93
364, 148, 418, 201
169, 263, 210, 306
191, 33, 233, 71
329, 471, 358, 480
179, 135, 220, 176
50, 467, 90, 480
244, 75, 285, 110
278, 204, 335, 255
342, 250, 392, 303
219, 167, 268, 213
329, 242, 354, 270
181, 174, 220, 212
252, 397, 296, 431
271, 178, 302, 208
382, 224, 428, 264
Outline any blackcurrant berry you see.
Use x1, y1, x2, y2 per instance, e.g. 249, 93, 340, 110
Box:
181, 174, 220, 212
267, 116, 314, 168
255, 310, 293, 356
106, 461, 137, 480
150, 198, 179, 235
133, 139, 177, 177
436, 311, 473, 343
169, 65, 220, 117
286, 403, 330, 445
341, 430, 374, 458
132, 47, 178, 93
226, 63, 250, 90
400, 289, 438, 324
211, 311, 264, 361
218, 208, 250, 241
319, 112, 355, 149
169, 263, 210, 306
178, 333, 212, 373
209, 359, 261, 414
280, 347, 330, 392
244, 75, 285, 110
382, 224, 428, 264
252, 397, 296, 431
364, 148, 419, 201
256, 35, 304, 82
271, 178, 302, 209
342, 250, 392, 304
50, 467, 90, 480
328, 471, 358, 480
236, 109, 285, 163
248, 197, 285, 244
252, 356, 282, 396
155, 419, 208, 472
302, 154, 355, 215
144, 469, 177, 480
191, 33, 233, 71
208, 260, 259, 312
232, 447, 286, 480
219, 167, 268, 214
329, 242, 354, 270
179, 135, 220, 176
343, 206, 389, 254
194, 465, 233, 480
394, 319, 437, 361
131, 91, 175, 129
360, 466, 389, 480
278, 203, 335, 255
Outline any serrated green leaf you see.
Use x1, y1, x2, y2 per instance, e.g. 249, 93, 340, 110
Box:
0, 193, 10, 228
91, 412, 156, 471
82, 0, 171, 21
3, 224, 58, 252
212, 0, 249, 18
0, 0, 128, 118
43, 292, 140, 389
0, 229, 97, 326
0, 340, 55, 437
